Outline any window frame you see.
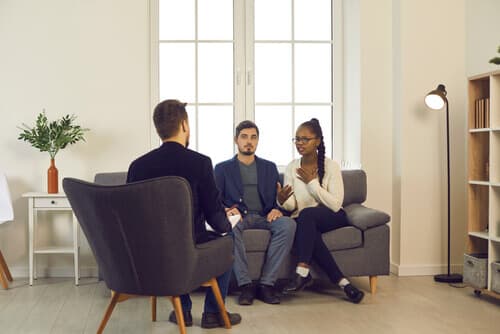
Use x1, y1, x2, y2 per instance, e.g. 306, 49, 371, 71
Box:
149, 0, 344, 165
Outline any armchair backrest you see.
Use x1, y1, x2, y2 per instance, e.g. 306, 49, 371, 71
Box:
0, 173, 14, 224
63, 176, 199, 296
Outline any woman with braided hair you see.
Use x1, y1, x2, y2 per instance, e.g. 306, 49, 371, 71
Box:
277, 118, 364, 303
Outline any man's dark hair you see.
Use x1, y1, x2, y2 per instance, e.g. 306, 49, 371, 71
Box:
153, 99, 188, 140
235, 120, 259, 138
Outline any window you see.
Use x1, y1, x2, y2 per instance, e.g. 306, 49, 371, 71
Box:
152, 0, 339, 166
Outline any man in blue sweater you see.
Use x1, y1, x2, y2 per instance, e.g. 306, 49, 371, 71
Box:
214, 121, 296, 305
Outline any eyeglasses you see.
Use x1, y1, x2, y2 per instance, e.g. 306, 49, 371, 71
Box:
292, 137, 317, 144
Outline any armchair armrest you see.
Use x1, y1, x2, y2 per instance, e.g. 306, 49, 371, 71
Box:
344, 203, 390, 231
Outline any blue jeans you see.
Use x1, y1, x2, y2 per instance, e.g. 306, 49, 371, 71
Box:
232, 214, 296, 287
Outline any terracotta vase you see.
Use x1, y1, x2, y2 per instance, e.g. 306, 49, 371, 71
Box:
47, 158, 58, 194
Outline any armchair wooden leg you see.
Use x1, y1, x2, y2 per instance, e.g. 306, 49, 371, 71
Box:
206, 277, 231, 329
151, 296, 157, 322
170, 296, 186, 334
97, 290, 121, 334
0, 250, 13, 282
369, 276, 378, 295
0, 270, 8, 289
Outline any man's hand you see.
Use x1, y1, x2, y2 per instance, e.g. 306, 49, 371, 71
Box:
266, 208, 283, 223
296, 167, 317, 184
277, 182, 293, 205
225, 206, 241, 217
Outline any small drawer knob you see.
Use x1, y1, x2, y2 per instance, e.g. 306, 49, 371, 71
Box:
51, 200, 56, 205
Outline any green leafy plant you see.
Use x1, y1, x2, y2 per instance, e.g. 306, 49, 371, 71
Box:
18, 111, 89, 159
489, 45, 500, 65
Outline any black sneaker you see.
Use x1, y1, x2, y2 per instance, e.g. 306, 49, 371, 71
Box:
283, 273, 313, 293
238, 283, 256, 305
201, 311, 242, 329
256, 284, 280, 304
343, 284, 365, 304
168, 310, 193, 327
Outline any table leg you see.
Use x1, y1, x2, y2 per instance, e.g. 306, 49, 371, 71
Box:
28, 199, 34, 286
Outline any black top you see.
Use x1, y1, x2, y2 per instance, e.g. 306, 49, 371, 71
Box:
127, 141, 231, 243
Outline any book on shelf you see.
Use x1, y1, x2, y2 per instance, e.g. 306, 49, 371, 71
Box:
473, 97, 490, 129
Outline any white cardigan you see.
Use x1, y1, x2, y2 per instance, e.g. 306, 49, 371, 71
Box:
279, 158, 344, 217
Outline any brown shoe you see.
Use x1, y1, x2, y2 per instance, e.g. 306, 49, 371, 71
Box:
168, 310, 193, 327
201, 311, 242, 328
238, 283, 256, 305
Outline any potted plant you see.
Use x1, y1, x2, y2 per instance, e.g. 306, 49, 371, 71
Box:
18, 111, 89, 193
489, 45, 500, 65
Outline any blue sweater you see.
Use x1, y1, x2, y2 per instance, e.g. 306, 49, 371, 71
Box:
214, 155, 281, 217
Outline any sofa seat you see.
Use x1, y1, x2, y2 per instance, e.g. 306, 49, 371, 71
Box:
243, 226, 362, 253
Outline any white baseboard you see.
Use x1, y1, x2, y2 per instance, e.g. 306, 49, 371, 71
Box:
390, 262, 463, 276
9, 266, 99, 279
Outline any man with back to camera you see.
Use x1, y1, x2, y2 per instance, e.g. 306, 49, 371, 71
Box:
127, 99, 241, 329
214, 120, 296, 305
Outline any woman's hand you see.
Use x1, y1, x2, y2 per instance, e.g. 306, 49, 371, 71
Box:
277, 182, 294, 205
225, 206, 241, 217
296, 167, 317, 184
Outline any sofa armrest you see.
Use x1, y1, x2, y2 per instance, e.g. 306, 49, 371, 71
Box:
344, 203, 390, 231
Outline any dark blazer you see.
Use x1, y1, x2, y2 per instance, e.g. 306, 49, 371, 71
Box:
127, 141, 231, 243
214, 155, 281, 217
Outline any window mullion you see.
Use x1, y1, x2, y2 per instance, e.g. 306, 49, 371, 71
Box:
234, 0, 247, 133
245, 0, 255, 122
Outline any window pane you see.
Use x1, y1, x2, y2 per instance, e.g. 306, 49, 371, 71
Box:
198, 106, 234, 165
255, 106, 293, 166
198, 0, 233, 40
295, 44, 332, 103
198, 43, 234, 103
186, 106, 197, 150
159, 43, 195, 102
294, 0, 331, 40
255, 0, 291, 40
159, 0, 195, 40
255, 44, 292, 103
294, 106, 332, 159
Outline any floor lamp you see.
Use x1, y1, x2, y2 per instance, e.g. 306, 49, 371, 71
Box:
425, 84, 463, 283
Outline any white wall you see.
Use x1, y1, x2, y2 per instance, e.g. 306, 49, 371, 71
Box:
1, 0, 496, 278
396, 0, 467, 275
465, 0, 500, 76
0, 0, 151, 276
359, 0, 467, 275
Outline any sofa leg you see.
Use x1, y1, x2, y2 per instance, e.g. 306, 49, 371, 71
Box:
369, 276, 377, 294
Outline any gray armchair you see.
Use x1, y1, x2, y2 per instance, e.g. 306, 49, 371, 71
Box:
63, 176, 234, 334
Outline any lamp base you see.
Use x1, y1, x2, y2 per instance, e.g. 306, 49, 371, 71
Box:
434, 273, 463, 283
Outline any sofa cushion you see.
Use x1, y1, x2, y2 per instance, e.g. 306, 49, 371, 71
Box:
342, 170, 367, 206
321, 226, 362, 251
242, 226, 362, 252
344, 203, 390, 231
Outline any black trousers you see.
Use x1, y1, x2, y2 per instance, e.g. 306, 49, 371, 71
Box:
295, 206, 349, 284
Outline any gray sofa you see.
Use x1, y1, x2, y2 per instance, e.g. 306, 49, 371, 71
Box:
93, 170, 390, 294
246, 170, 390, 294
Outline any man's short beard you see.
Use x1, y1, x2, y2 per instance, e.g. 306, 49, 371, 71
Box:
239, 149, 254, 156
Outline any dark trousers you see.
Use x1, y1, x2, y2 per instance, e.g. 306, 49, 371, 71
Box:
295, 206, 349, 284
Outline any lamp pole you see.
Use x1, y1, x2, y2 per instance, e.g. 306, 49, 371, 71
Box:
446, 99, 451, 276
434, 96, 462, 283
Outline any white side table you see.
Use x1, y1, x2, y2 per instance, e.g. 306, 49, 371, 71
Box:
22, 192, 79, 286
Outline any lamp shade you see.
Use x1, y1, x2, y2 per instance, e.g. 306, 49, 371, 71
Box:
425, 84, 447, 110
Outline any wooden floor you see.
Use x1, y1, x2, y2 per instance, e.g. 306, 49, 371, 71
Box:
0, 275, 499, 333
